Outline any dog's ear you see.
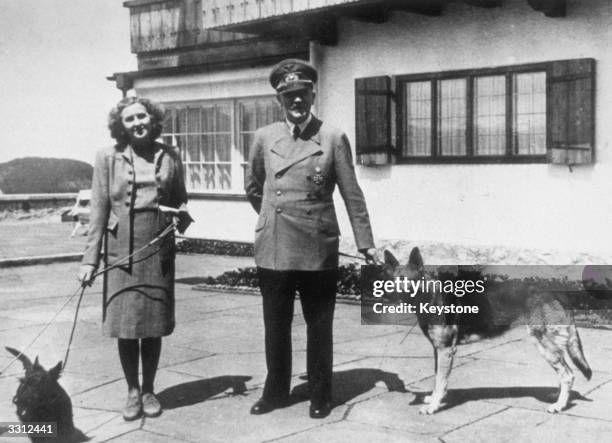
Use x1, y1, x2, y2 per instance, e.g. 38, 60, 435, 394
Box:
49, 361, 63, 380
384, 250, 400, 267
408, 247, 424, 270
33, 356, 43, 371
5, 347, 33, 373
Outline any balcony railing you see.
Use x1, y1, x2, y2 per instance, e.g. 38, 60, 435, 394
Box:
203, 0, 566, 32
202, 0, 369, 29
126, 0, 252, 54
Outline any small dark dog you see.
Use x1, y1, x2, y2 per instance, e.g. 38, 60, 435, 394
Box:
5, 347, 86, 443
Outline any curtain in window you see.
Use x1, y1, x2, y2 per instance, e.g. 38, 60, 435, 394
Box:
403, 81, 431, 156
438, 79, 467, 156
474, 75, 506, 156
513, 72, 546, 155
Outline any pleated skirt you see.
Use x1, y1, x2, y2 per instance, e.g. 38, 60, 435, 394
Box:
103, 210, 175, 338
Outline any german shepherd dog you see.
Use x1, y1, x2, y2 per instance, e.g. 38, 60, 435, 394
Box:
5, 347, 87, 442
382, 248, 592, 415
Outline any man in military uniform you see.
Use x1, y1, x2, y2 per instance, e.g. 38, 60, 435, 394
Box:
245, 59, 377, 419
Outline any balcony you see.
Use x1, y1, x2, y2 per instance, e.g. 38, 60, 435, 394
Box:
203, 0, 566, 42
121, 0, 309, 72
203, 0, 444, 41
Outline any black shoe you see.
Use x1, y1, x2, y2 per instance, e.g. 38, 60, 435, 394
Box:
309, 402, 331, 419
250, 397, 288, 415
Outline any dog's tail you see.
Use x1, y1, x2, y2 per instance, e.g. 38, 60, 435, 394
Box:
5, 347, 32, 372
567, 325, 592, 380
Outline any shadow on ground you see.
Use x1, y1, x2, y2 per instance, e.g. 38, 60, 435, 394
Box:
408, 386, 592, 412
290, 368, 406, 407
157, 375, 252, 409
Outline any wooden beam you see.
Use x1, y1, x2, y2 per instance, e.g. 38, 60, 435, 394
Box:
461, 0, 503, 7
351, 6, 390, 24
397, 0, 445, 16
308, 17, 338, 46
527, 0, 566, 17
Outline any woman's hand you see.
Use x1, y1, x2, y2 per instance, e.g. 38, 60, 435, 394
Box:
78, 264, 97, 287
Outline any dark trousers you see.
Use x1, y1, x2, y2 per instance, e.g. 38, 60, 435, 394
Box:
257, 268, 338, 405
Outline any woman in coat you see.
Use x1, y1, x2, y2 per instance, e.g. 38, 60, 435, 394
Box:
78, 96, 191, 420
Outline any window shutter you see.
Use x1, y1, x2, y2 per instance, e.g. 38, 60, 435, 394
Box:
355, 76, 394, 166
547, 58, 595, 165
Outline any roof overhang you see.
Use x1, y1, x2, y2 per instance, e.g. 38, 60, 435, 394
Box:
204, 0, 566, 43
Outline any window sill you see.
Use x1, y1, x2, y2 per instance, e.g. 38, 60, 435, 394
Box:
188, 193, 248, 201
395, 155, 547, 165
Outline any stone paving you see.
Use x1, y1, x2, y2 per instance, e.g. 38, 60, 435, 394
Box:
0, 256, 611, 442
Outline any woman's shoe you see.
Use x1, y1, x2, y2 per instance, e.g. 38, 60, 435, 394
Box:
122, 388, 142, 421
142, 392, 162, 418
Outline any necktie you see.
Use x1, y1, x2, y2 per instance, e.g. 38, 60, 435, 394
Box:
292, 125, 300, 140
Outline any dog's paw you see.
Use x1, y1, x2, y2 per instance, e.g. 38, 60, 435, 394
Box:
546, 402, 565, 414
423, 395, 432, 404
419, 403, 440, 414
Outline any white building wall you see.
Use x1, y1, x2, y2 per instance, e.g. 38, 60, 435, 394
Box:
131, 0, 612, 256
315, 0, 612, 256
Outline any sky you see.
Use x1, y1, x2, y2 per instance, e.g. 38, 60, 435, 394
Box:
0, 0, 136, 165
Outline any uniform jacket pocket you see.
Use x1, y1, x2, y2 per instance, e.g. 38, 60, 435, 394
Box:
319, 216, 340, 236
107, 212, 119, 235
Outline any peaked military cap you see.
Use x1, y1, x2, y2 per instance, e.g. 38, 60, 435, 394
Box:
269, 59, 318, 93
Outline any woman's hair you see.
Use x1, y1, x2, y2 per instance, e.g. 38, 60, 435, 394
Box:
108, 96, 166, 145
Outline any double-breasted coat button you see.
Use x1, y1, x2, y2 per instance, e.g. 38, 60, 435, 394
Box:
127, 191, 131, 196
125, 202, 130, 207
128, 170, 133, 175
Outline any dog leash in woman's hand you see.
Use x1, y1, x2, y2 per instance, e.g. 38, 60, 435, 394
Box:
0, 222, 178, 376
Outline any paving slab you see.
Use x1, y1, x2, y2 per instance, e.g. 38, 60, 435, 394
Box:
347, 390, 508, 436
143, 387, 347, 443
564, 379, 612, 421
2, 259, 612, 442
442, 407, 551, 443
512, 413, 612, 443
274, 421, 434, 442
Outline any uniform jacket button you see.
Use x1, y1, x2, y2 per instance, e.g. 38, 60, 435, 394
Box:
127, 191, 131, 196
306, 209, 312, 215
125, 201, 130, 207
275, 173, 282, 179
276, 208, 282, 214
276, 190, 282, 196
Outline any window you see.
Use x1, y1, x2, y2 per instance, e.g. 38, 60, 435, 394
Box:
399, 66, 548, 162
161, 97, 282, 194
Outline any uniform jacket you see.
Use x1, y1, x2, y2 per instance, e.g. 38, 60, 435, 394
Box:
82, 142, 188, 268
245, 117, 375, 271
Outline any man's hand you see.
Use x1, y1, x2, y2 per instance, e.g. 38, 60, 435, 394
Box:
78, 264, 97, 287
360, 248, 381, 265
